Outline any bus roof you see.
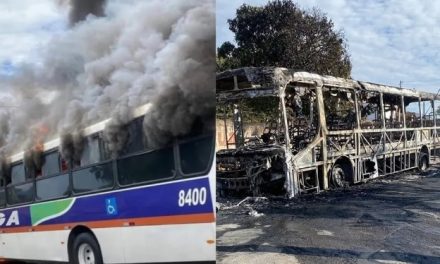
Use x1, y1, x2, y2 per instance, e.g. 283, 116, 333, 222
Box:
217, 67, 439, 100
9, 103, 152, 163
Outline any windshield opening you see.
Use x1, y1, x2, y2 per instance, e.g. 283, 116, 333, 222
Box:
217, 96, 281, 150
217, 85, 318, 153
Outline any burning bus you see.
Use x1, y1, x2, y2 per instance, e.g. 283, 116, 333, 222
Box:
0, 103, 216, 263
217, 67, 440, 198
0, 0, 215, 262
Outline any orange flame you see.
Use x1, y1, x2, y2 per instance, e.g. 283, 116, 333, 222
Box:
33, 141, 44, 153
32, 123, 50, 153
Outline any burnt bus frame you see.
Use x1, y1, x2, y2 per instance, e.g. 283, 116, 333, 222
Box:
216, 67, 440, 198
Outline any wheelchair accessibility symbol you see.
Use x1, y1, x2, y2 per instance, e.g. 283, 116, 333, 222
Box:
106, 197, 118, 216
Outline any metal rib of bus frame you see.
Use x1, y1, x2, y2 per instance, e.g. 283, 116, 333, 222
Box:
216, 67, 440, 198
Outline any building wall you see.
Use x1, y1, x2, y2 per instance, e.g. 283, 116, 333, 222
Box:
216, 119, 265, 150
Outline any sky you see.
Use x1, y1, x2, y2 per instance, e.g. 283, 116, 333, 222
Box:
217, 0, 440, 93
0, 0, 67, 75
2, 0, 440, 94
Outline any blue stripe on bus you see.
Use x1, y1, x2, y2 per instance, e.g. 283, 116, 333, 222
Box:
0, 177, 213, 228
42, 177, 213, 225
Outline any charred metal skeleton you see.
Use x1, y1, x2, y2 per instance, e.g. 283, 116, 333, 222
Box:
217, 67, 440, 198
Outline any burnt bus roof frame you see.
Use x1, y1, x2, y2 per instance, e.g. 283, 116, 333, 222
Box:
216, 67, 439, 101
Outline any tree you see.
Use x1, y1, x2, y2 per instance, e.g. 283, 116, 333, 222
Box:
216, 41, 240, 71
217, 0, 352, 78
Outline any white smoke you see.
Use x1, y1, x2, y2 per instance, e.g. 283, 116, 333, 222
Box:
0, 0, 215, 157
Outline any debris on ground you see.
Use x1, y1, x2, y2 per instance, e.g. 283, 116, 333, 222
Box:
248, 208, 264, 217
217, 167, 440, 264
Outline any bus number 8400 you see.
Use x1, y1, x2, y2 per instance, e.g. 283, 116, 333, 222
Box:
178, 188, 207, 207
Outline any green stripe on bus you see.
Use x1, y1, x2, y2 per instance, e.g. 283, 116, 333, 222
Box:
30, 198, 74, 226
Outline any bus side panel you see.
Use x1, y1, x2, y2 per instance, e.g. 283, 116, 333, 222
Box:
93, 227, 125, 263
94, 223, 216, 263
40, 177, 214, 226
0, 176, 215, 262
0, 230, 69, 261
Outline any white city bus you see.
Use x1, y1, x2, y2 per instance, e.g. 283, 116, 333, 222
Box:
0, 104, 216, 263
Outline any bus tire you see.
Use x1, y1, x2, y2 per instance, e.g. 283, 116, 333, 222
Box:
71, 232, 103, 264
418, 153, 429, 172
331, 163, 352, 188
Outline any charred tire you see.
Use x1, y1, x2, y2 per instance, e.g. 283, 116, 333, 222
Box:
71, 232, 103, 264
331, 163, 352, 188
418, 153, 429, 172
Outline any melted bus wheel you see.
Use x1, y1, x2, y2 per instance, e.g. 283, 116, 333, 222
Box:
418, 153, 429, 172
331, 163, 352, 188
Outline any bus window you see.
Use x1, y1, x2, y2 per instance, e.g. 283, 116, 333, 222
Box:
11, 162, 25, 184
383, 94, 404, 128
435, 100, 440, 125
42, 151, 61, 177
0, 169, 5, 206
118, 146, 174, 185
81, 136, 101, 166
60, 158, 69, 172
72, 162, 113, 194
36, 173, 69, 201
0, 172, 4, 187
323, 88, 356, 130
2, 170, 10, 186
359, 91, 382, 129
179, 135, 213, 175
421, 100, 434, 127
0, 188, 5, 207
7, 182, 34, 205
405, 100, 421, 128
120, 117, 145, 155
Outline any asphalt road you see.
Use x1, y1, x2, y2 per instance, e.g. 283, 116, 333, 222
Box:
217, 166, 440, 264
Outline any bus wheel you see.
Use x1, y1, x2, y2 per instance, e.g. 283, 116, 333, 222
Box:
72, 232, 103, 264
331, 163, 351, 188
418, 153, 429, 172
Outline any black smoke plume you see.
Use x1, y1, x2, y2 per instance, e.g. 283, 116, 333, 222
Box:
69, 0, 106, 26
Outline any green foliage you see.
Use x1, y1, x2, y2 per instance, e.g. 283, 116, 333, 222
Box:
216, 55, 239, 72
217, 97, 280, 123
217, 41, 235, 58
241, 97, 280, 122
217, 0, 352, 78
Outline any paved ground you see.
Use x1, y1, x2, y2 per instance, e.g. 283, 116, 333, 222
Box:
217, 166, 440, 264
